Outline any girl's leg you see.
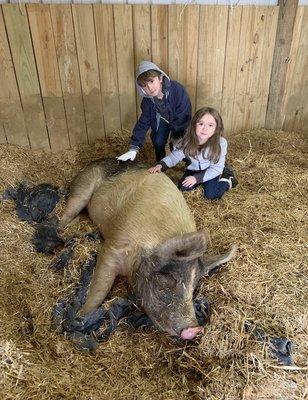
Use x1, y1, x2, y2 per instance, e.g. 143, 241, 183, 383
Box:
220, 164, 238, 188
151, 118, 171, 161
178, 170, 200, 192
203, 176, 229, 200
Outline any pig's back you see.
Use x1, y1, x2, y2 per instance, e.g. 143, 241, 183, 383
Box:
88, 170, 196, 246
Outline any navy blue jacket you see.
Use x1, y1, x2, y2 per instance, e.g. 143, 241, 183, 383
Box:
129, 80, 192, 150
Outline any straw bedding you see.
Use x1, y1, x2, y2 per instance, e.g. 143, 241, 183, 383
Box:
0, 129, 307, 400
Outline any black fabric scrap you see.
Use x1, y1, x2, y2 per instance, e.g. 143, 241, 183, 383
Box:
244, 321, 294, 366
194, 298, 211, 326
33, 217, 65, 254
125, 310, 154, 330
269, 336, 294, 366
65, 332, 99, 352
43, 229, 101, 267
4, 182, 61, 223
3, 186, 18, 200
95, 297, 137, 342
51, 252, 107, 335
4, 182, 66, 254
51, 252, 106, 351
50, 238, 77, 271
84, 231, 101, 241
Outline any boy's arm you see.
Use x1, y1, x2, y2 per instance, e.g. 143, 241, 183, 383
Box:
117, 100, 152, 161
129, 99, 152, 150
170, 82, 192, 136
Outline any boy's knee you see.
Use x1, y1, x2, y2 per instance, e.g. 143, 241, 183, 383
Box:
152, 137, 166, 149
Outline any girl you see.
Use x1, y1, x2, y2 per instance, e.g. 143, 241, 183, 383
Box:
148, 107, 237, 200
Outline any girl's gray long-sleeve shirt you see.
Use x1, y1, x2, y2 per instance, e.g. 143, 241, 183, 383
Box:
159, 137, 227, 183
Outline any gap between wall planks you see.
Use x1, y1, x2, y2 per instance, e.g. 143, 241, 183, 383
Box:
0, 4, 307, 151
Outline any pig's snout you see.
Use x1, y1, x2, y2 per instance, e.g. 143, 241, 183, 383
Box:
180, 326, 204, 340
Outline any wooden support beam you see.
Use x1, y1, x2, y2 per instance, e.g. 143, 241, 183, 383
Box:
265, 0, 298, 130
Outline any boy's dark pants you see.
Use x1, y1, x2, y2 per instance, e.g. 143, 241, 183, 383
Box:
178, 170, 229, 200
151, 118, 183, 162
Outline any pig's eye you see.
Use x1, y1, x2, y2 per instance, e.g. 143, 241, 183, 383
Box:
154, 272, 177, 289
175, 249, 190, 257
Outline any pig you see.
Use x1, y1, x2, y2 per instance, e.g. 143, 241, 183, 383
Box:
59, 158, 237, 340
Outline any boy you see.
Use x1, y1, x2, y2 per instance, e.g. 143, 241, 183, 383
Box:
117, 61, 192, 162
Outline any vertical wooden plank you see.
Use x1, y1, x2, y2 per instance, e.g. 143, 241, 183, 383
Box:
50, 4, 88, 146
221, 6, 242, 134
281, 7, 303, 132
27, 4, 70, 152
72, 4, 105, 143
244, 7, 278, 129
132, 5, 151, 117
241, 7, 263, 129
94, 4, 121, 135
252, 7, 278, 129
283, 7, 308, 132
196, 6, 228, 112
151, 5, 168, 73
168, 4, 199, 110
0, 7, 29, 147
133, 5, 151, 66
230, 7, 255, 133
265, 0, 299, 129
2, 4, 50, 150
222, 7, 278, 134
114, 5, 136, 131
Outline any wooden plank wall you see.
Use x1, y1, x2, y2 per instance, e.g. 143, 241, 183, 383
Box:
0, 4, 307, 151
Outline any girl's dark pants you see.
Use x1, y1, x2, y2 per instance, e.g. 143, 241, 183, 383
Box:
178, 170, 229, 200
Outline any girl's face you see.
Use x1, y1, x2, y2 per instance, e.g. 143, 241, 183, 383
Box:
141, 76, 163, 99
195, 113, 217, 144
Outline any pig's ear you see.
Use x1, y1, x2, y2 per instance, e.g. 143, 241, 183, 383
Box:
200, 244, 238, 277
154, 230, 208, 263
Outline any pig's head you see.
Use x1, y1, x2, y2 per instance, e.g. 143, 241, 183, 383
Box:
134, 231, 209, 340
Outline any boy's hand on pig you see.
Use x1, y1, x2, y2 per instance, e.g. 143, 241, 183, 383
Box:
117, 150, 137, 161
182, 176, 197, 187
148, 165, 162, 174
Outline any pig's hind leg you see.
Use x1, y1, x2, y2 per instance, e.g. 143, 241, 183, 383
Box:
60, 166, 102, 228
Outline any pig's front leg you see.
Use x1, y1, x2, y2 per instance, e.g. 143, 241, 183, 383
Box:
79, 246, 121, 315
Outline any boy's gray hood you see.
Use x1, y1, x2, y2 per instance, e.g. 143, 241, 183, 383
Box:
136, 61, 170, 98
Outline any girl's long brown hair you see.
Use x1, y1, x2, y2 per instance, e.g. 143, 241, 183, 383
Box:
180, 107, 224, 163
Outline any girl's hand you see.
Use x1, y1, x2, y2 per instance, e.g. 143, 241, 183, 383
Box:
182, 176, 197, 187
148, 164, 162, 174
